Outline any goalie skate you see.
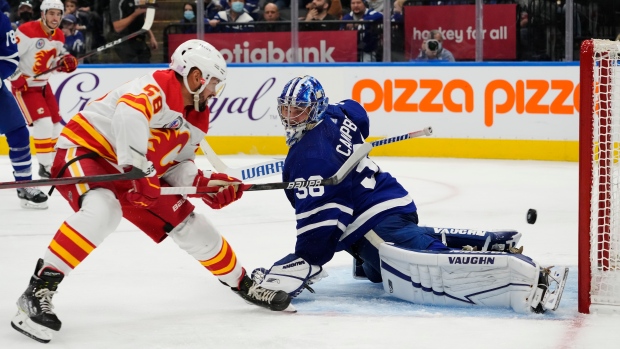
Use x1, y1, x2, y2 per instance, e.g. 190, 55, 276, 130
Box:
17, 187, 48, 209
541, 266, 569, 311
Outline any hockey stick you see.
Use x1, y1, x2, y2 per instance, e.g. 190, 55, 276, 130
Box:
0, 167, 145, 190
200, 139, 285, 181
31, 1, 157, 79
161, 126, 433, 195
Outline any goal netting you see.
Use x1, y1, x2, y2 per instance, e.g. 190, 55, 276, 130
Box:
579, 39, 620, 314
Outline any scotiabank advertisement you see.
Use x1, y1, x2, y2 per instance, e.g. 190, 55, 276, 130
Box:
46, 64, 580, 141
404, 4, 517, 60
168, 32, 358, 63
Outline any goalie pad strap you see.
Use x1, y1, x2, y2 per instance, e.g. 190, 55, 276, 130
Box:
378, 243, 541, 313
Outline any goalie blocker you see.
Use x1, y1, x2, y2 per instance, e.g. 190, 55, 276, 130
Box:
379, 243, 568, 313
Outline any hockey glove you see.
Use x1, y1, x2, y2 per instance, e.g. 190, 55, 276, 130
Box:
191, 170, 243, 209
11, 75, 28, 92
56, 54, 78, 73
125, 160, 160, 209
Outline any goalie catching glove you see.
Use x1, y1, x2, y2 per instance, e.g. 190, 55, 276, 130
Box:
190, 170, 244, 209
56, 54, 78, 73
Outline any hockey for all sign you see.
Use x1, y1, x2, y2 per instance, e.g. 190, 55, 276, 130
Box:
404, 4, 517, 61
168, 32, 358, 63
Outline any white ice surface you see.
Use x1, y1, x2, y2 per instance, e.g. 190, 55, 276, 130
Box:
1, 155, 619, 349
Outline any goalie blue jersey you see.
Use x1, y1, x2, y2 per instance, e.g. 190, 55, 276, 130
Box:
283, 99, 417, 266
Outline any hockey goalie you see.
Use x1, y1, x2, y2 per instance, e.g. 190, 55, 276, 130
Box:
250, 75, 568, 314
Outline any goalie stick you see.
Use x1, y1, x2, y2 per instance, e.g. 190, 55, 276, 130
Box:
200, 139, 285, 181
161, 126, 433, 195
30, 1, 157, 79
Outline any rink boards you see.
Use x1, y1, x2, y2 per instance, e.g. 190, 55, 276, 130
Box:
0, 62, 583, 161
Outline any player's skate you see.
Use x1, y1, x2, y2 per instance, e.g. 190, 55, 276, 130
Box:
231, 270, 295, 312
11, 259, 64, 343
38, 164, 51, 179
16, 187, 48, 209
531, 266, 569, 313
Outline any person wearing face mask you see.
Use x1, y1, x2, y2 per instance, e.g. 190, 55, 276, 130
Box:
179, 2, 197, 33
13, 1, 35, 29
208, 0, 254, 33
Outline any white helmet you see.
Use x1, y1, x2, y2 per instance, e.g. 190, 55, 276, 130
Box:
170, 39, 227, 109
40, 0, 64, 14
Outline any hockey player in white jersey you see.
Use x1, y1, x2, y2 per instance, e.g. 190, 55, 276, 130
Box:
10, 0, 78, 178
11, 39, 291, 344
251, 75, 568, 314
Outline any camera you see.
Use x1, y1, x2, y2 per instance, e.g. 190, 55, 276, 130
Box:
426, 39, 440, 52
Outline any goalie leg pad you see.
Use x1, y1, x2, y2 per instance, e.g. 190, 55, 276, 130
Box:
430, 227, 522, 252
378, 243, 542, 313
258, 254, 327, 297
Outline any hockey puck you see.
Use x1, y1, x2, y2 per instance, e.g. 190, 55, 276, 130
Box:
527, 209, 537, 224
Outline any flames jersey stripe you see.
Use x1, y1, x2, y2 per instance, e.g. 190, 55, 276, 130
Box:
117, 93, 153, 121
200, 238, 237, 275
48, 222, 96, 269
60, 113, 118, 162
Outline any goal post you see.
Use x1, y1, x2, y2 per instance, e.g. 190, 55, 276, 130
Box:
579, 39, 620, 314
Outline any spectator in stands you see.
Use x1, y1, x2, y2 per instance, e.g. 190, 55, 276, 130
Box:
209, 0, 255, 32
260, 2, 290, 32
202, 0, 227, 21
301, 0, 340, 31
63, 0, 86, 30
244, 0, 261, 20
60, 14, 85, 57
304, 0, 342, 19
12, 1, 34, 29
390, 0, 406, 61
414, 29, 456, 62
366, 0, 383, 12
342, 0, 383, 62
391, 0, 404, 22
69, 0, 105, 56
179, 2, 197, 33
109, 0, 158, 63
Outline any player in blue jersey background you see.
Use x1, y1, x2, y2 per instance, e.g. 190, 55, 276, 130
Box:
0, 13, 48, 208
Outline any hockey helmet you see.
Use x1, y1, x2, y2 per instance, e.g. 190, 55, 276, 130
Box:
170, 39, 226, 93
40, 0, 64, 14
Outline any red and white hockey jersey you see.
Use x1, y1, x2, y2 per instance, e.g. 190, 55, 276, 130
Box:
57, 69, 211, 186
15, 20, 66, 87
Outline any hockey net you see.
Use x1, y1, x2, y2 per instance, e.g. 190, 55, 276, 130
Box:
579, 39, 620, 314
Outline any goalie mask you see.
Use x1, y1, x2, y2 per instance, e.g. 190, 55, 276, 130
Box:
169, 39, 227, 111
277, 75, 329, 147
